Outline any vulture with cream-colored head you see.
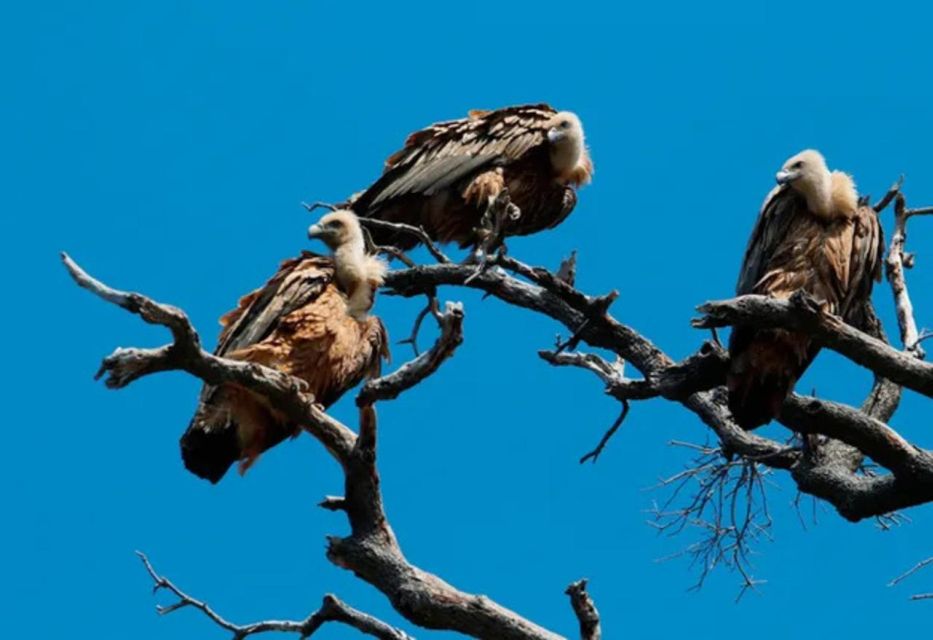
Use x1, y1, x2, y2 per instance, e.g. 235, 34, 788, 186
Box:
345, 104, 593, 250
728, 150, 883, 429
180, 210, 389, 482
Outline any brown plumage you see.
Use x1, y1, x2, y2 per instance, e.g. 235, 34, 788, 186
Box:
728, 150, 882, 429
180, 211, 389, 483
346, 104, 593, 249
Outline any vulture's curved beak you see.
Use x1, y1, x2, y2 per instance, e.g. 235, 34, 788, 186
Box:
775, 169, 800, 185
308, 224, 326, 240
547, 128, 562, 144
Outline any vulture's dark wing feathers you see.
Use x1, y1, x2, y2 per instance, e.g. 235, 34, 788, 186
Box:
735, 186, 801, 295
840, 206, 884, 321
352, 104, 557, 212
215, 252, 332, 356
836, 205, 884, 332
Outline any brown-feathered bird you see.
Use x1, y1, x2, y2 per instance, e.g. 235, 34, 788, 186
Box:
180, 210, 389, 482
346, 104, 593, 250
727, 150, 882, 429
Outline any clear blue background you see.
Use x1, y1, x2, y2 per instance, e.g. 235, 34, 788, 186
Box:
5, 2, 933, 637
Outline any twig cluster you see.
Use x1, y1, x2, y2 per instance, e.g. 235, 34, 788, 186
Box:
648, 441, 772, 599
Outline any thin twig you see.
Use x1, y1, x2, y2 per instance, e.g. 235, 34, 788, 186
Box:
357, 218, 451, 264
136, 552, 414, 639
580, 401, 630, 464
889, 557, 933, 588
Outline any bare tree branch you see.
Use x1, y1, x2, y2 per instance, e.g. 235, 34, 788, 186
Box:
64, 254, 577, 640
780, 394, 933, 483
873, 175, 904, 213
693, 292, 933, 398
358, 300, 464, 405
578, 402, 630, 464
564, 579, 601, 640
887, 192, 929, 358
137, 552, 414, 639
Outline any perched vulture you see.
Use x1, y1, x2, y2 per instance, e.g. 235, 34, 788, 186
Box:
727, 150, 882, 429
345, 104, 593, 250
180, 210, 389, 482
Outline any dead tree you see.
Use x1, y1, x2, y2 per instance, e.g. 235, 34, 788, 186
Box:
64, 180, 930, 636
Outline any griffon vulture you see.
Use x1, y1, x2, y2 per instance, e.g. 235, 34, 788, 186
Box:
180, 210, 389, 482
346, 104, 593, 250
727, 150, 882, 429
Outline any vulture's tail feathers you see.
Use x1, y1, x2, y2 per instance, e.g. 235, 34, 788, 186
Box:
727, 329, 810, 430
180, 387, 296, 483
180, 389, 241, 483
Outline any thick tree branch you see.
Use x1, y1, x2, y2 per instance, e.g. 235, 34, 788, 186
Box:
693, 292, 933, 398
137, 552, 413, 639
780, 395, 933, 482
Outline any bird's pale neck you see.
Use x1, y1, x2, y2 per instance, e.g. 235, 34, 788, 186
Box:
830, 171, 858, 218
794, 171, 834, 219
333, 237, 367, 293
550, 135, 585, 181
333, 236, 381, 320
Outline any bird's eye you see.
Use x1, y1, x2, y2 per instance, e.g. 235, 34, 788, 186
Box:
793, 161, 804, 169
328, 220, 343, 228
560, 120, 571, 129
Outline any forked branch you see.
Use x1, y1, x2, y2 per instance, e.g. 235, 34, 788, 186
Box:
64, 253, 600, 640
137, 552, 414, 639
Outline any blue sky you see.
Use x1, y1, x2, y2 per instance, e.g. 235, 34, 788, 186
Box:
5, 1, 933, 637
